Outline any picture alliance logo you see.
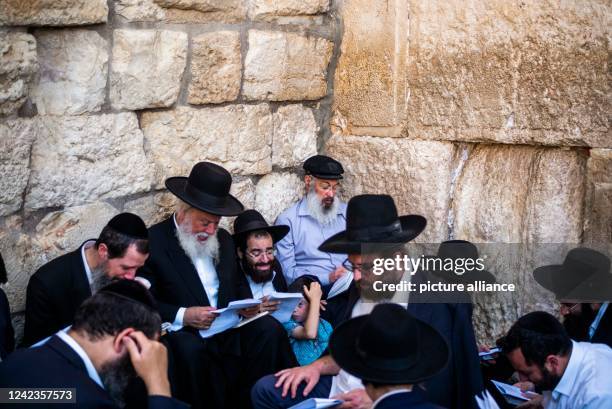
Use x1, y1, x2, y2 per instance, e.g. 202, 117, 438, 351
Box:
371, 254, 487, 276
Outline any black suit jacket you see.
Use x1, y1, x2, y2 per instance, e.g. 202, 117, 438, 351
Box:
22, 242, 93, 347
324, 279, 483, 409
375, 388, 445, 409
0, 288, 14, 359
0, 335, 187, 409
236, 260, 288, 299
591, 304, 612, 348
139, 216, 241, 323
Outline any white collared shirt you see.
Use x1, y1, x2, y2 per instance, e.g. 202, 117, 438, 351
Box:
80, 240, 97, 286
543, 341, 612, 409
246, 270, 276, 299
56, 331, 104, 389
371, 388, 412, 409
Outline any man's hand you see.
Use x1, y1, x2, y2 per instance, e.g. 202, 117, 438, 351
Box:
183, 306, 218, 329
123, 331, 170, 397
260, 296, 281, 312
514, 381, 535, 393
240, 305, 260, 319
478, 344, 498, 366
333, 389, 373, 409
329, 266, 347, 284
274, 365, 321, 399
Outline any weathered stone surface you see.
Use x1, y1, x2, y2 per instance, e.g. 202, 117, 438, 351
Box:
219, 179, 257, 232
332, 0, 409, 136
244, 30, 333, 101
124, 192, 177, 227
326, 135, 456, 243
584, 149, 612, 251
403, 0, 611, 148
272, 105, 318, 169
33, 202, 119, 264
0, 119, 37, 216
32, 29, 108, 115
0, 32, 38, 116
255, 172, 303, 224
142, 105, 272, 186
115, 0, 165, 22
0, 0, 108, 26
153, 0, 246, 23
25, 113, 153, 210
188, 31, 241, 105
110, 29, 187, 110
248, 0, 329, 20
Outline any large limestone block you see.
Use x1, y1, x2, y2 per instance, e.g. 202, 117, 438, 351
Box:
25, 113, 154, 210
0, 0, 108, 26
326, 135, 456, 243
141, 105, 272, 186
332, 0, 409, 136
110, 29, 187, 110
584, 149, 612, 250
248, 0, 329, 20
243, 30, 333, 101
32, 29, 108, 115
33, 202, 119, 264
115, 0, 165, 22
219, 179, 257, 232
188, 31, 241, 105
124, 192, 177, 227
0, 32, 38, 116
272, 105, 318, 169
153, 0, 246, 23
0, 119, 37, 216
404, 0, 611, 148
255, 172, 303, 224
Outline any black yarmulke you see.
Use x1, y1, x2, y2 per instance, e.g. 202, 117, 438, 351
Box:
303, 155, 344, 180
99, 279, 156, 310
107, 213, 148, 240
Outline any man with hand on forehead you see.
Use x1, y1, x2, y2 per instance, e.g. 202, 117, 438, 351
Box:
275, 155, 348, 287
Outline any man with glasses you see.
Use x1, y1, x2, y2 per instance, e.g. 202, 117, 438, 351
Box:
139, 162, 295, 409
275, 155, 348, 287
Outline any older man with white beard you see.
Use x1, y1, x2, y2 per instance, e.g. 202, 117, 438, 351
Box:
139, 162, 296, 409
275, 155, 348, 287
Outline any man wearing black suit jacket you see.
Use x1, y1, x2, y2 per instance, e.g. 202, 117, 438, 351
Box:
0, 280, 187, 409
139, 162, 295, 409
22, 213, 150, 347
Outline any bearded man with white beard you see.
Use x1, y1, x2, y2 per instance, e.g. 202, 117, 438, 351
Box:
275, 155, 348, 288
139, 162, 297, 409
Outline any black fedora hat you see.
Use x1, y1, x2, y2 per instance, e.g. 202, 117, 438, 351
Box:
329, 303, 449, 384
233, 209, 290, 246
533, 247, 612, 302
166, 162, 244, 216
318, 194, 426, 254
429, 240, 496, 284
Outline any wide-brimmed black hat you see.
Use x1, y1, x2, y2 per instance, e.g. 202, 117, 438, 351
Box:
165, 162, 244, 216
329, 303, 449, 384
233, 209, 289, 246
303, 155, 344, 180
428, 240, 496, 284
533, 247, 612, 302
318, 194, 426, 254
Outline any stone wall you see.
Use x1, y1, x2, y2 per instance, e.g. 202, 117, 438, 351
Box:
0, 0, 610, 345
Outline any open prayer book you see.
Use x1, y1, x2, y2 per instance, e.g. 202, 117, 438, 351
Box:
327, 271, 353, 299
490, 380, 532, 406
288, 398, 343, 409
267, 292, 303, 323
198, 299, 264, 338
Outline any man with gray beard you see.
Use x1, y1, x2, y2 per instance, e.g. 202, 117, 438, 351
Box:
275, 155, 348, 287
139, 162, 297, 409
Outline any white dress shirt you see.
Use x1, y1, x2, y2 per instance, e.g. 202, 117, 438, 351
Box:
246, 271, 276, 299
543, 341, 612, 409
80, 240, 96, 286
56, 331, 104, 389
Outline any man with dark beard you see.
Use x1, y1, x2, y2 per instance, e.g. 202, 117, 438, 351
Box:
233, 209, 290, 303
275, 155, 348, 287
22, 213, 150, 347
0, 280, 188, 409
139, 162, 296, 409
498, 311, 612, 408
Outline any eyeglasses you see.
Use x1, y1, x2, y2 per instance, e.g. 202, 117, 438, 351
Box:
342, 258, 374, 273
197, 218, 220, 229
246, 249, 276, 259
316, 181, 342, 194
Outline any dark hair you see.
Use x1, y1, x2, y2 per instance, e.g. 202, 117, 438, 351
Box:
237, 229, 272, 252
0, 252, 6, 284
72, 281, 161, 340
288, 275, 321, 296
497, 311, 572, 367
95, 225, 149, 259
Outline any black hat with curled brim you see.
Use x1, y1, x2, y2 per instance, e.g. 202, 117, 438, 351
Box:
329, 303, 449, 384
165, 161, 244, 217
318, 194, 426, 254
232, 209, 290, 245
533, 247, 612, 302
428, 240, 496, 284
